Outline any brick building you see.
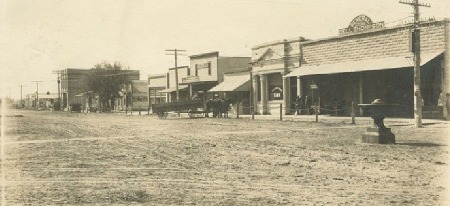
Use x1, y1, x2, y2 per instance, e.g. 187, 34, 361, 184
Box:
60, 69, 91, 110
60, 68, 139, 111
251, 16, 449, 119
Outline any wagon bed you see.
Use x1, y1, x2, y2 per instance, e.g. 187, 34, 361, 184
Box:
152, 100, 205, 118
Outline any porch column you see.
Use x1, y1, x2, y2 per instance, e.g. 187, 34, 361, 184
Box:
443, 18, 450, 119
359, 72, 364, 115
296, 76, 302, 96
252, 74, 259, 114
260, 74, 268, 114
283, 75, 291, 114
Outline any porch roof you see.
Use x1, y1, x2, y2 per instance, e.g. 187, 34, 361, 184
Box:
208, 73, 250, 92
285, 51, 443, 77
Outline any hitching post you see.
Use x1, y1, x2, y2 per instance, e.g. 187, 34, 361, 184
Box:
280, 103, 283, 121
251, 105, 254, 120
139, 107, 141, 115
236, 102, 240, 119
351, 102, 356, 124
315, 103, 318, 122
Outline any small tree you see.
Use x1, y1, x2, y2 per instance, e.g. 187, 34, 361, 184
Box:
84, 62, 130, 112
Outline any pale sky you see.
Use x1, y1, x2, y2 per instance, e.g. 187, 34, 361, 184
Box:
1, 0, 449, 99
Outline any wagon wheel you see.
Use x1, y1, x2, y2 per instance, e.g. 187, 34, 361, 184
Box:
188, 110, 195, 118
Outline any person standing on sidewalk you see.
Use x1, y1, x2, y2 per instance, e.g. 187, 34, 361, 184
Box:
295, 95, 304, 115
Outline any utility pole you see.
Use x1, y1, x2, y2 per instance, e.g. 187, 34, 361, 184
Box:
52, 70, 62, 105
165, 49, 186, 102
31, 81, 43, 110
399, 0, 430, 128
20, 85, 23, 108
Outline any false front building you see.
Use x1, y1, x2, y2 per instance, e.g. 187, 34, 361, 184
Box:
181, 52, 251, 101
251, 15, 449, 119
148, 73, 167, 105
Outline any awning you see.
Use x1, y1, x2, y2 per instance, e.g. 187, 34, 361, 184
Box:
158, 85, 188, 93
208, 73, 250, 92
285, 51, 443, 77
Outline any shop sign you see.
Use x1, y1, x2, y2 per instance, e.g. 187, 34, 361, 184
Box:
196, 62, 210, 69
271, 86, 283, 100
182, 76, 200, 83
339, 15, 385, 36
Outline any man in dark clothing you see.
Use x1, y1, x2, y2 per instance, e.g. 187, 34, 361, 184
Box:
205, 99, 213, 117
212, 98, 220, 118
295, 95, 304, 115
221, 98, 230, 118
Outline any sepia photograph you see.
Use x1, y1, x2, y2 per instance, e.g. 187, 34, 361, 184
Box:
1, 0, 450, 205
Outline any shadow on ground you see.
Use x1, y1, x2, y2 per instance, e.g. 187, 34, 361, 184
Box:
396, 142, 446, 147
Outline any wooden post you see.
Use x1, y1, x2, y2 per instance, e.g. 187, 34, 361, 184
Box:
251, 105, 254, 120
139, 106, 141, 115
236, 102, 240, 118
280, 103, 283, 121
315, 103, 318, 122
351, 102, 355, 125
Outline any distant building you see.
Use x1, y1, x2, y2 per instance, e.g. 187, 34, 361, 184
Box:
148, 73, 167, 106
25, 92, 58, 110
60, 68, 139, 112
60, 69, 90, 110
130, 80, 149, 110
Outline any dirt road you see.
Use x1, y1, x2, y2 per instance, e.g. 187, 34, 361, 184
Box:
1, 110, 449, 205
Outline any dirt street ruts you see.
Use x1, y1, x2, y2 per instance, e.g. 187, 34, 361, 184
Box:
1, 110, 449, 205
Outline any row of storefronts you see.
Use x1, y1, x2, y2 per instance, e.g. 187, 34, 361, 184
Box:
148, 52, 252, 114
149, 16, 449, 119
